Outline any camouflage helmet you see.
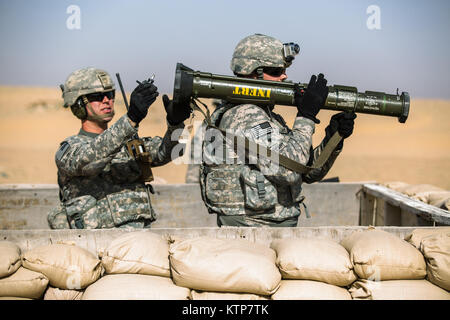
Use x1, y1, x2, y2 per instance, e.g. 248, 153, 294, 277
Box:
230, 34, 292, 75
61, 67, 115, 108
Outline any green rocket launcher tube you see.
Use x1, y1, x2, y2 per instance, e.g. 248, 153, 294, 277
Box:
173, 63, 410, 123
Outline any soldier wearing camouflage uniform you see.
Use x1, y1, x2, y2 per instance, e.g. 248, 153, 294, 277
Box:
48, 67, 189, 229
200, 34, 356, 227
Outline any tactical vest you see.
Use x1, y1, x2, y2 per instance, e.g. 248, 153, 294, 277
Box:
48, 130, 155, 229
199, 103, 305, 221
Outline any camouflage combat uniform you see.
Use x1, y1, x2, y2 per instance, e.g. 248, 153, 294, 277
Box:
200, 102, 341, 227
199, 34, 341, 227
48, 115, 184, 229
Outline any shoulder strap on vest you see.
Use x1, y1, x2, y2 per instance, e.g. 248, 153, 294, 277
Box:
191, 98, 342, 174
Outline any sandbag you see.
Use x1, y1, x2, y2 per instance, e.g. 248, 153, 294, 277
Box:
412, 191, 450, 210
270, 238, 356, 286
271, 280, 351, 300
349, 279, 450, 300
169, 237, 281, 295
340, 228, 426, 280
100, 231, 170, 277
0, 267, 48, 299
427, 192, 450, 210
420, 233, 450, 291
394, 184, 444, 196
22, 243, 102, 290
405, 228, 450, 249
43, 287, 83, 300
383, 181, 410, 191
192, 290, 268, 300
82, 274, 191, 300
0, 241, 21, 278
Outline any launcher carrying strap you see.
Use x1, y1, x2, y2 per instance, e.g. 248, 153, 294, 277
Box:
190, 98, 343, 174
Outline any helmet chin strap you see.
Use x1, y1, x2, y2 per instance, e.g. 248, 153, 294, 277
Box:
82, 96, 115, 123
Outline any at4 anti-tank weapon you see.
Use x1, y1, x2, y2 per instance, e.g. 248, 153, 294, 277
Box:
172, 63, 410, 123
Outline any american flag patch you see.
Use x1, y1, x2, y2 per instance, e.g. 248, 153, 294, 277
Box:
56, 141, 70, 161
249, 122, 272, 140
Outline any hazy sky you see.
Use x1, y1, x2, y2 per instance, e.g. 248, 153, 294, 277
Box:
0, 0, 449, 99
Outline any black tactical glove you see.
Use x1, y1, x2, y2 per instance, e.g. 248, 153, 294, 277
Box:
162, 94, 191, 125
295, 73, 329, 124
325, 111, 357, 149
326, 111, 357, 138
127, 81, 159, 124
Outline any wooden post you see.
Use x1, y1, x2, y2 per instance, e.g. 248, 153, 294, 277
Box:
359, 191, 375, 226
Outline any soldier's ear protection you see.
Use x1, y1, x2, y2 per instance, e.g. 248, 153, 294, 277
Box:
59, 83, 87, 120
70, 97, 88, 120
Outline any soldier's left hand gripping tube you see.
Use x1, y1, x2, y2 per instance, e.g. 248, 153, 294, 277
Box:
116, 73, 154, 187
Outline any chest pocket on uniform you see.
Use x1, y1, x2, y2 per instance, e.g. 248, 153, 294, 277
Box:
205, 166, 243, 204
110, 158, 141, 183
240, 166, 277, 212
64, 195, 98, 229
109, 147, 142, 183
105, 189, 154, 226
201, 164, 245, 215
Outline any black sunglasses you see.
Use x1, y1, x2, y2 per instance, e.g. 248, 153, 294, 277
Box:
86, 90, 115, 102
263, 67, 286, 77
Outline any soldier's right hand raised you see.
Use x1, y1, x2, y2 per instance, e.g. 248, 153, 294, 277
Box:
295, 73, 329, 124
128, 81, 159, 124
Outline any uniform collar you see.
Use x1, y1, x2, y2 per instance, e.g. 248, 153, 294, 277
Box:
78, 128, 99, 138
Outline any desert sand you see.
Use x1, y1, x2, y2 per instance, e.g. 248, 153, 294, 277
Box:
0, 86, 449, 190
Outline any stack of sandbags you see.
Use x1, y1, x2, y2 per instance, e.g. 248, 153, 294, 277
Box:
83, 231, 190, 300
405, 228, 450, 291
169, 237, 281, 299
343, 228, 449, 300
383, 181, 410, 192
412, 191, 450, 211
270, 238, 355, 300
0, 241, 49, 299
21, 242, 102, 300
383, 182, 449, 210
383, 182, 444, 196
